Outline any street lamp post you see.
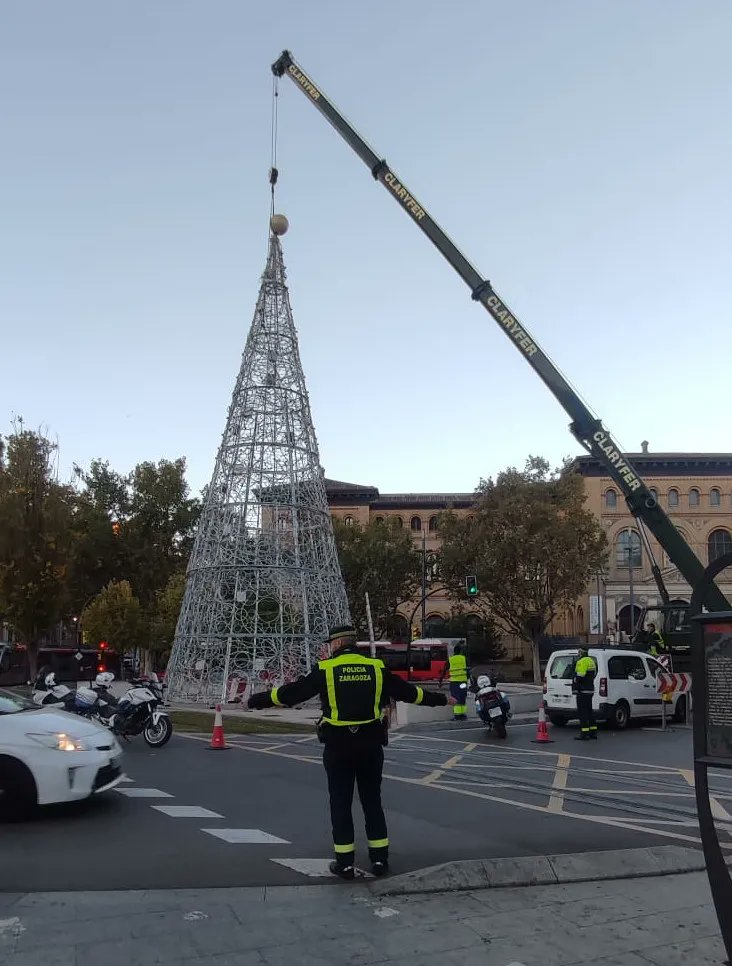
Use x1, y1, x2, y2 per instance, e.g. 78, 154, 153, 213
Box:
421, 530, 427, 639
628, 545, 635, 638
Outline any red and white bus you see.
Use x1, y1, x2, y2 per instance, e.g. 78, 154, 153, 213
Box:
355, 639, 463, 682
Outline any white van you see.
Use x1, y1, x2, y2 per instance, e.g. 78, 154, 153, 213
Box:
544, 647, 687, 730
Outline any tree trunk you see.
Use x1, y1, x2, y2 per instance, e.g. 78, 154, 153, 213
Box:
530, 638, 541, 686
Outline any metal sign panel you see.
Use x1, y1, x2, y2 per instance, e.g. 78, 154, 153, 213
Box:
705, 624, 732, 762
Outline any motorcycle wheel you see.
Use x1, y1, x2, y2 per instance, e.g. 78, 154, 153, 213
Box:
143, 716, 173, 747
494, 719, 507, 739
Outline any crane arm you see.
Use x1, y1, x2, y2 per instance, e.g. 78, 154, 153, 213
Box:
272, 50, 728, 612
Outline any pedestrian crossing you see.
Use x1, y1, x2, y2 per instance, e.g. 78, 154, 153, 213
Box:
113, 775, 351, 877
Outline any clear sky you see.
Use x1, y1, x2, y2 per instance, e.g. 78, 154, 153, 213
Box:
2, 1, 730, 497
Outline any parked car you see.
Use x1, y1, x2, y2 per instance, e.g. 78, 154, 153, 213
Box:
0, 687, 124, 820
544, 647, 686, 730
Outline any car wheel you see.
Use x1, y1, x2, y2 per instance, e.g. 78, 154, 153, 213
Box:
0, 756, 37, 822
547, 715, 568, 727
673, 695, 687, 724
609, 701, 630, 730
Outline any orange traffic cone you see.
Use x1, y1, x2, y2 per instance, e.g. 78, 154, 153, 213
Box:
208, 703, 230, 751
531, 704, 554, 744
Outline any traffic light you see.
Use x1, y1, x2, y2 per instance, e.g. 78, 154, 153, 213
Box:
465, 575, 479, 597
411, 625, 420, 641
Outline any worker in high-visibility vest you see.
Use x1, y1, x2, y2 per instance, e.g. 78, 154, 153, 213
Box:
645, 623, 666, 658
439, 644, 470, 720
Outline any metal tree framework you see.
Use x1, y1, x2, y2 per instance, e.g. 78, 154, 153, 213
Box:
166, 227, 350, 703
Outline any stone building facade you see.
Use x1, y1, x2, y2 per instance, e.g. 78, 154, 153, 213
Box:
563, 451, 732, 640
325, 450, 732, 652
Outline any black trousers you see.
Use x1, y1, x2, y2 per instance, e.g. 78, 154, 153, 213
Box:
323, 737, 388, 864
577, 691, 596, 735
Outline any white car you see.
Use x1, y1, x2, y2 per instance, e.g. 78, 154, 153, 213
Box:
544, 647, 686, 730
0, 687, 124, 819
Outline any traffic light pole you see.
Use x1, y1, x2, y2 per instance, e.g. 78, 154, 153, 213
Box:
421, 531, 427, 644
405, 588, 443, 681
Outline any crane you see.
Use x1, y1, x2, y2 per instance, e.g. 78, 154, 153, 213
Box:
272, 50, 729, 638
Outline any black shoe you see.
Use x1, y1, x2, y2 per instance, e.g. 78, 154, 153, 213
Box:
574, 735, 588, 741
329, 861, 355, 881
371, 860, 389, 877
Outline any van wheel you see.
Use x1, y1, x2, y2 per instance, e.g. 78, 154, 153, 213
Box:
673, 695, 687, 724
609, 701, 630, 730
0, 757, 37, 822
547, 715, 568, 727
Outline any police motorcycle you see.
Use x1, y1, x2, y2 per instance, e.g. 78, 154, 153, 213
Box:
471, 674, 511, 739
86, 672, 173, 748
32, 669, 84, 712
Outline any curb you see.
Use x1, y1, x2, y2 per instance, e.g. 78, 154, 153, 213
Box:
369, 845, 707, 896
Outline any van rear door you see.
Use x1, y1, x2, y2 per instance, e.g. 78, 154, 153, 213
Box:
546, 652, 577, 711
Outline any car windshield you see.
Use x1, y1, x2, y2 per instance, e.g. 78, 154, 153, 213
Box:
0, 688, 37, 714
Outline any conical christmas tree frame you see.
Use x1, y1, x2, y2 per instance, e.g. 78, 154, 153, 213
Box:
166, 231, 350, 703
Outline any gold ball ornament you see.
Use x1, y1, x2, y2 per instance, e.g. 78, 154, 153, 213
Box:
270, 214, 289, 236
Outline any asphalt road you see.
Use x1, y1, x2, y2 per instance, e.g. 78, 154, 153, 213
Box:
3, 716, 731, 892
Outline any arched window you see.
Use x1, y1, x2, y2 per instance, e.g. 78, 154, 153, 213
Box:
466, 515, 475, 524
425, 614, 447, 638
374, 516, 384, 524
708, 529, 732, 563
649, 487, 658, 502
668, 488, 679, 508
618, 604, 643, 636
393, 516, 403, 528
410, 516, 422, 532
428, 515, 439, 532
343, 515, 354, 527
605, 488, 617, 509
689, 488, 700, 507
616, 529, 641, 568
710, 488, 721, 507
576, 606, 585, 633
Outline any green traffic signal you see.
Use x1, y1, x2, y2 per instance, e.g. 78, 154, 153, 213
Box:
466, 575, 478, 596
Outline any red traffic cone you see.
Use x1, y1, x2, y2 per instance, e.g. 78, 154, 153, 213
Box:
531, 704, 554, 744
208, 703, 230, 751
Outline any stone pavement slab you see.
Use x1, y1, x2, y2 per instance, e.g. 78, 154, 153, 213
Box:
0, 871, 725, 966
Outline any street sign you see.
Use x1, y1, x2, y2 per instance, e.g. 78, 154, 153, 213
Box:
656, 671, 691, 695
589, 595, 603, 634
702, 621, 732, 763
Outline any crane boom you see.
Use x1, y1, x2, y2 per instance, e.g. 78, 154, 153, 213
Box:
272, 49, 728, 613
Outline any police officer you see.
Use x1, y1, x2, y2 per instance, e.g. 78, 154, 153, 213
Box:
573, 645, 598, 741
248, 625, 451, 879
439, 643, 469, 720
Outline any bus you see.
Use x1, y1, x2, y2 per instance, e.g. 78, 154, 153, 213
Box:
355, 639, 463, 682
0, 643, 121, 687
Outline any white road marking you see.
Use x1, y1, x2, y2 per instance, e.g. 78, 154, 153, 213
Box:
183, 911, 209, 921
116, 787, 173, 798
0, 917, 24, 939
271, 857, 373, 878
152, 805, 223, 818
202, 828, 290, 844
117, 775, 135, 783
373, 907, 399, 918
548, 753, 571, 813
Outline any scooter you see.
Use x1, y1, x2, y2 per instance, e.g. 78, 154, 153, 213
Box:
31, 670, 83, 713
472, 674, 511, 739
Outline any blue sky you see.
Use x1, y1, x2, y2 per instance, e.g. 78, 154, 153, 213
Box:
2, 1, 730, 496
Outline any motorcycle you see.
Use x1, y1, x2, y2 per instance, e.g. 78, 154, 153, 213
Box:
472, 674, 511, 739
32, 670, 82, 713
87, 672, 173, 748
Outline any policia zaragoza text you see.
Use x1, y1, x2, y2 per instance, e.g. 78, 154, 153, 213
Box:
248, 625, 451, 879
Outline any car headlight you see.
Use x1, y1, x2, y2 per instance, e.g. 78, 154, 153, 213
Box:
26, 732, 87, 752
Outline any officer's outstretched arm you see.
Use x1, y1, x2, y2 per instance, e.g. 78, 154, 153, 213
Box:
384, 670, 448, 707
248, 669, 321, 710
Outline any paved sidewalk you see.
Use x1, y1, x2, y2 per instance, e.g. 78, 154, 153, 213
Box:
0, 871, 724, 965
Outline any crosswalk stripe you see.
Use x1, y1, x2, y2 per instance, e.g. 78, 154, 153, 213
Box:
201, 828, 290, 844
152, 805, 223, 818
116, 787, 173, 798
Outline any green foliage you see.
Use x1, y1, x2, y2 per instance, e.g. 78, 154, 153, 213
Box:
146, 572, 186, 653
438, 456, 608, 682
333, 517, 421, 639
434, 609, 506, 663
0, 426, 75, 677
81, 580, 143, 653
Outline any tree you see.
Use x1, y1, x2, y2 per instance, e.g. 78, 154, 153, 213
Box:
438, 456, 608, 683
146, 571, 186, 659
0, 425, 75, 680
333, 518, 421, 639
81, 580, 143, 657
